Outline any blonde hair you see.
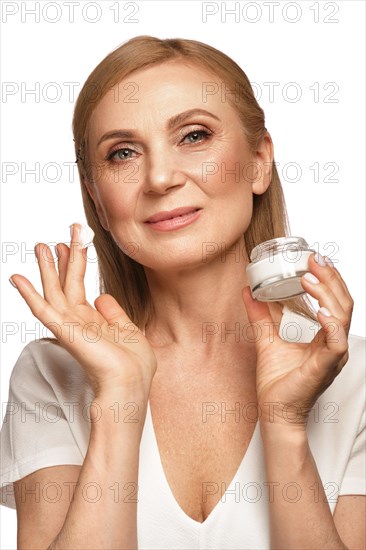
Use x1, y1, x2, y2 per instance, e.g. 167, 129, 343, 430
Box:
44, 35, 318, 346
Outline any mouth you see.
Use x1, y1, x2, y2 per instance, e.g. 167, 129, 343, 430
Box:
144, 207, 202, 224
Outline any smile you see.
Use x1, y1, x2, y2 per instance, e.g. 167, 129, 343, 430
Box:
144, 208, 202, 232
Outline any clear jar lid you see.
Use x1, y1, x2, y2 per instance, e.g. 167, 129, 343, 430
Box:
250, 236, 310, 263
246, 236, 315, 302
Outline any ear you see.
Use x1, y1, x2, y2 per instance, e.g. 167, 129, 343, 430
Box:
251, 132, 274, 195
81, 174, 110, 231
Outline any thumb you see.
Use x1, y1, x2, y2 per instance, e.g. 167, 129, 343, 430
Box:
94, 294, 135, 330
242, 286, 280, 347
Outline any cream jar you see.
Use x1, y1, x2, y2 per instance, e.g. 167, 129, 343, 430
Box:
246, 237, 316, 302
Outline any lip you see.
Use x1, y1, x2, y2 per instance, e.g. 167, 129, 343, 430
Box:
144, 207, 202, 232
144, 206, 201, 223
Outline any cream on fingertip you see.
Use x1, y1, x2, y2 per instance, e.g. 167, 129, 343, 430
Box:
69, 223, 95, 249
79, 224, 95, 249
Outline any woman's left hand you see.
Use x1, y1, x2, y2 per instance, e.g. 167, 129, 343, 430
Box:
242, 252, 354, 431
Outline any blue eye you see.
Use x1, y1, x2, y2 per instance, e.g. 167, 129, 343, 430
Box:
182, 130, 211, 144
106, 129, 212, 163
108, 148, 136, 161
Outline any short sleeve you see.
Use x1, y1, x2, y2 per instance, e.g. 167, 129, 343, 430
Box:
338, 408, 366, 495
0, 343, 84, 510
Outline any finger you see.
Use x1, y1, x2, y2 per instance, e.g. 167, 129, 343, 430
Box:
242, 286, 280, 348
94, 294, 138, 336
303, 254, 353, 334
301, 274, 346, 327
63, 223, 88, 306
7, 274, 65, 336
311, 308, 348, 360
309, 253, 354, 318
35, 243, 67, 308
323, 254, 354, 305
55, 243, 70, 290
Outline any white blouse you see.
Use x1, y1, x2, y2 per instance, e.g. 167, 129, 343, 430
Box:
1, 305, 365, 549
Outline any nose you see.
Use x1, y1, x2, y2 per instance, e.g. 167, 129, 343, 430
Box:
143, 145, 186, 194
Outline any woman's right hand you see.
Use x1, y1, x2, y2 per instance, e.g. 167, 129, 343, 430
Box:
9, 223, 157, 400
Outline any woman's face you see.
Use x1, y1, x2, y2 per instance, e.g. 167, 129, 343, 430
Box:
86, 61, 272, 270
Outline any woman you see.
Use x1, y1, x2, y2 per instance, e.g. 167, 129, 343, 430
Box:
1, 36, 365, 549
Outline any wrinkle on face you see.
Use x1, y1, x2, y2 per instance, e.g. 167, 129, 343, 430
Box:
83, 61, 271, 271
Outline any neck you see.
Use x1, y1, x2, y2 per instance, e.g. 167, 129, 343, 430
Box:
143, 236, 283, 359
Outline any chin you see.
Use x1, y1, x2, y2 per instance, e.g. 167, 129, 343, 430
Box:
139, 251, 207, 272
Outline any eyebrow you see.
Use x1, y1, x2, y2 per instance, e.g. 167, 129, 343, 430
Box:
96, 108, 221, 147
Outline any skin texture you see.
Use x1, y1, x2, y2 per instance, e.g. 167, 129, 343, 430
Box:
85, 60, 276, 352
9, 61, 364, 548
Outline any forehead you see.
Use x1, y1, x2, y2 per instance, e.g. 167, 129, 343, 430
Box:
88, 61, 240, 133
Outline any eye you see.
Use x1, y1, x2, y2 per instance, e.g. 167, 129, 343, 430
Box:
107, 147, 137, 162
181, 129, 212, 144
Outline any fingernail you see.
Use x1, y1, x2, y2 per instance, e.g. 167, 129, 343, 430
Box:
304, 272, 320, 284
319, 307, 332, 317
314, 252, 327, 267
324, 255, 334, 268
69, 223, 81, 251
9, 277, 17, 289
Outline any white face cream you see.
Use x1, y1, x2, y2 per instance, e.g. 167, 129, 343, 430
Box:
246, 237, 316, 302
69, 223, 95, 249
79, 224, 95, 249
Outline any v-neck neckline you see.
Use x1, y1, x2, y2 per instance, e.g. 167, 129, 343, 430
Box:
142, 304, 291, 526
145, 400, 260, 527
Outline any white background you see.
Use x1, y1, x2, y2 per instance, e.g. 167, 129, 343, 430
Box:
1, 1, 365, 547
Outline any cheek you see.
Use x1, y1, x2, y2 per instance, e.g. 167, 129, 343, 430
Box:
94, 174, 135, 221
200, 141, 255, 194
104, 199, 141, 260
203, 144, 255, 238
93, 182, 140, 254
91, 156, 137, 196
